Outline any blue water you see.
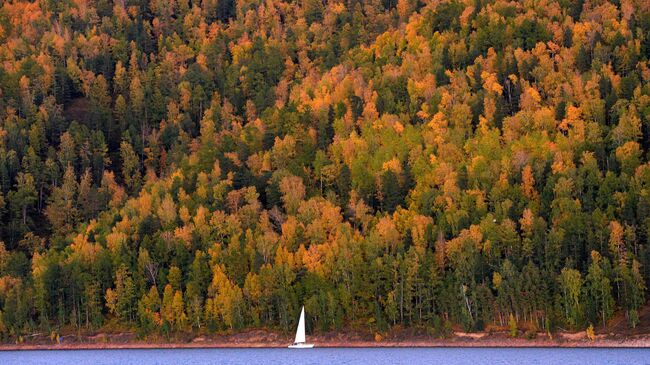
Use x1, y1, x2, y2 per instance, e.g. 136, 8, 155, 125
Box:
0, 348, 648, 365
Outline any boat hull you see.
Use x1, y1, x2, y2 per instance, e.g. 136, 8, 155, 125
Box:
288, 343, 314, 349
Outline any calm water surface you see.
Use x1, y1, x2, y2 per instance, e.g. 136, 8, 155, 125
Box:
0, 348, 648, 365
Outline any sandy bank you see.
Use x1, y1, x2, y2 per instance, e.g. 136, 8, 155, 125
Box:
2, 330, 649, 350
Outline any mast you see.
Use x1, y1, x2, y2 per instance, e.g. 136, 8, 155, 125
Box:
294, 306, 306, 344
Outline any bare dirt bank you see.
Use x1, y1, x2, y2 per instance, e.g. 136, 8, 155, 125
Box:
1, 329, 649, 350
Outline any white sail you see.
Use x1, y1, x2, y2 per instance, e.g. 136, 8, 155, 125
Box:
294, 306, 306, 344
288, 305, 313, 348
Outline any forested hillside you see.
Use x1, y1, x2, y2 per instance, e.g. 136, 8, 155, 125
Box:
0, 0, 650, 340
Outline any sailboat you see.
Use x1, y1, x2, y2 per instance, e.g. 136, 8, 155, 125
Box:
288, 306, 314, 348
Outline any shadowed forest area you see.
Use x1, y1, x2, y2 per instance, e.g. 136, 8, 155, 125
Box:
0, 0, 650, 342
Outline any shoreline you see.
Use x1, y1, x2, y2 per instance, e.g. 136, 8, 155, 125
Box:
2, 333, 649, 350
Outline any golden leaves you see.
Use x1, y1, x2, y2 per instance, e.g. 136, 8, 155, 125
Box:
481, 71, 503, 95
609, 220, 627, 264
410, 214, 433, 253
280, 175, 306, 215
521, 165, 538, 200
382, 157, 402, 175
445, 224, 483, 260
520, 86, 541, 110
302, 245, 322, 274
426, 112, 448, 148
375, 216, 400, 251
519, 208, 535, 235
106, 230, 128, 254
136, 191, 152, 217
393, 121, 405, 135
70, 231, 101, 263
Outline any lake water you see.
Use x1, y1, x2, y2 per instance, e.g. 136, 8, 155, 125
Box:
0, 348, 649, 365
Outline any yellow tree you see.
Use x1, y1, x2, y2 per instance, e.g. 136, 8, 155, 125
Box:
280, 175, 306, 215
208, 264, 244, 329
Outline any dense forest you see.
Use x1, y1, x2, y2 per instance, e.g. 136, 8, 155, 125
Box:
0, 0, 649, 341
